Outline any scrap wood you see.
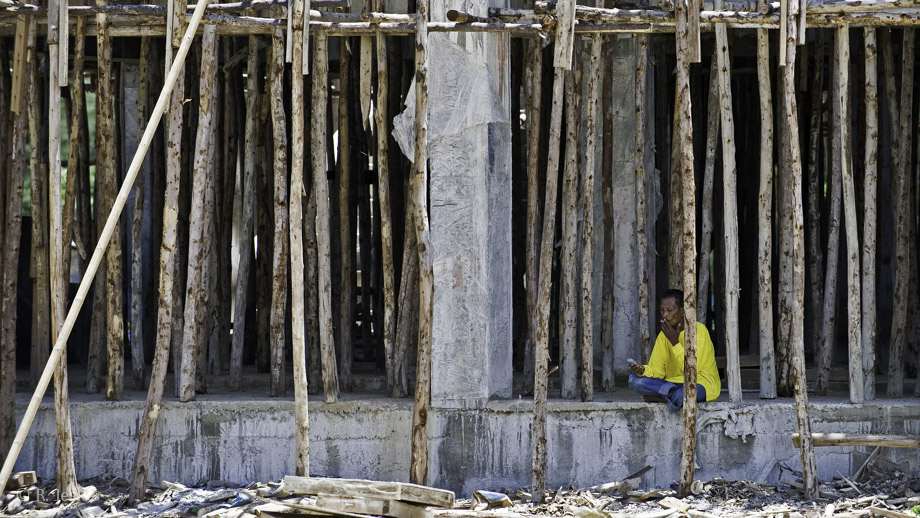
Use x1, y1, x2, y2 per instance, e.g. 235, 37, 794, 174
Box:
658, 497, 691, 513
432, 510, 534, 518
316, 494, 432, 518
869, 507, 916, 518
591, 478, 640, 494
853, 447, 881, 482
630, 488, 663, 502
623, 508, 678, 518
280, 478, 454, 509
836, 472, 864, 495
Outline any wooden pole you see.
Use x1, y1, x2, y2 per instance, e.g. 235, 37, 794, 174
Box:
713, 11, 741, 402
756, 8, 775, 399
375, 16, 397, 396
131, 36, 150, 390
63, 19, 86, 333
312, 31, 341, 403
581, 35, 601, 402
0, 0, 212, 498
290, 0, 310, 475
668, 87, 683, 292
634, 33, 650, 381
523, 38, 543, 395
338, 35, 355, 391
179, 21, 218, 402
781, 2, 818, 498
888, 28, 913, 398
532, 67, 565, 504
560, 66, 579, 400
835, 26, 864, 404
862, 27, 877, 401
409, 0, 432, 485
229, 36, 261, 391
806, 31, 825, 369
697, 59, 718, 324
793, 433, 920, 448
676, 0, 698, 496
269, 29, 289, 397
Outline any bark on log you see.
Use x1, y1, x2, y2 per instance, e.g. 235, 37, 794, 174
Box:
290, 0, 310, 474
337, 36, 354, 391
269, 29, 289, 397
229, 36, 261, 391
888, 28, 913, 398
560, 67, 579, 400
523, 38, 543, 395
835, 26, 863, 404
697, 59, 718, 324
714, 13, 741, 402
581, 36, 601, 402
676, 0, 698, 497
862, 27, 877, 401
532, 67, 565, 504
409, 0, 432, 485
756, 14, 775, 399
781, 11, 818, 499
634, 33, 650, 385
312, 31, 341, 403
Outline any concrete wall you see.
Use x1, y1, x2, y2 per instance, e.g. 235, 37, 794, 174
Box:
15, 398, 920, 496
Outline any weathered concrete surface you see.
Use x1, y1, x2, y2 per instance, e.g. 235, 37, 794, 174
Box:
14, 398, 920, 496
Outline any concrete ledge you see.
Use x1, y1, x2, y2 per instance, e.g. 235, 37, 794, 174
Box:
13, 396, 920, 496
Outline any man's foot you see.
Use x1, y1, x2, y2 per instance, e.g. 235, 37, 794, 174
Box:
642, 395, 667, 403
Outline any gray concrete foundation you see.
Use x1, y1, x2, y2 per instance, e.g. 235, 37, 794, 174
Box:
14, 396, 920, 496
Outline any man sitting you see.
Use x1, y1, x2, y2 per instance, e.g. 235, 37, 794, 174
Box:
627, 289, 721, 413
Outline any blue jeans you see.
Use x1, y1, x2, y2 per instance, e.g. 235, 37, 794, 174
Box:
628, 373, 707, 413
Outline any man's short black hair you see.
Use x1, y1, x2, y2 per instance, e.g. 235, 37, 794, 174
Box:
661, 288, 684, 306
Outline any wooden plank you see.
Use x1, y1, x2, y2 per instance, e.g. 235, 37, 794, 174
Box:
658, 497, 691, 513
10, 16, 26, 114
793, 433, 920, 448
316, 495, 432, 518
281, 477, 454, 508
553, 0, 576, 68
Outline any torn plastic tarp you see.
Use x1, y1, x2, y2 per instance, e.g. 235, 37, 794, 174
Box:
392, 33, 509, 162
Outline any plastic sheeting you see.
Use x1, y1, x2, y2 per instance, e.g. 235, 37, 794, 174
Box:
392, 33, 509, 162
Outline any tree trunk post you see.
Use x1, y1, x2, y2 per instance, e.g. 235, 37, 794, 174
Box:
580, 36, 601, 403
560, 67, 579, 400
523, 39, 543, 395
338, 36, 355, 391
269, 29, 289, 397
697, 59, 718, 324
756, 14, 776, 399
633, 33, 650, 388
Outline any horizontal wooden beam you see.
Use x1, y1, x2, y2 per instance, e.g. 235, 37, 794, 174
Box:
792, 433, 920, 449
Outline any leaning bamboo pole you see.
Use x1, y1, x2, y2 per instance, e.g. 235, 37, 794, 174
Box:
713, 8, 741, 402
179, 20, 218, 402
311, 31, 341, 403
888, 28, 913, 398
862, 27, 878, 401
560, 67, 579, 400
532, 67, 565, 504
290, 0, 310, 475
409, 0, 432, 486
835, 26, 864, 404
1, 0, 212, 498
781, 1, 818, 498
756, 6, 775, 399
676, 0, 699, 496
269, 29, 289, 397
581, 35, 601, 403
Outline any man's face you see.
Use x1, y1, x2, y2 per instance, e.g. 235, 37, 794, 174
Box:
660, 296, 684, 327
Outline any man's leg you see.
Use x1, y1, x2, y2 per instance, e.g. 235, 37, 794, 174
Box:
628, 374, 680, 398
665, 384, 707, 413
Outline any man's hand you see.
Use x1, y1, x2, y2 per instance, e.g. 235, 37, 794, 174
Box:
661, 318, 683, 346
629, 361, 645, 376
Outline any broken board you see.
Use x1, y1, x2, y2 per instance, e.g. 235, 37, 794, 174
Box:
280, 477, 455, 509
316, 495, 431, 518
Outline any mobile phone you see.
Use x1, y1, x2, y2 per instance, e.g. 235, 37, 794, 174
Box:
627, 358, 638, 367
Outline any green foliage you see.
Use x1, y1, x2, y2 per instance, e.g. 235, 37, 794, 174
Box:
909, 505, 919, 516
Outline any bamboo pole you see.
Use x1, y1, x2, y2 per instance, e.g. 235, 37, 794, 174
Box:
697, 59, 718, 324
835, 26, 863, 404
49, 0, 80, 496
409, 0, 432, 485
806, 31, 824, 377
676, 0, 699, 496
634, 33, 650, 383
0, 18, 27, 468
781, 4, 818, 498
560, 66, 579, 400
180, 21, 218, 402
756, 6, 775, 399
375, 11, 397, 396
581, 35, 601, 402
338, 35, 354, 391
290, 0, 310, 475
312, 31, 341, 403
523, 38, 543, 395
888, 28, 913, 398
862, 27, 877, 401
714, 6, 741, 403
269, 29, 289, 397
532, 67, 565, 504
229, 36, 260, 390
131, 36, 150, 390
817, 31, 843, 397
2, 0, 212, 498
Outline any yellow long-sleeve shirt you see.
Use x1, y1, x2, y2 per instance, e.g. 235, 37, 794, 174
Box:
642, 322, 721, 402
